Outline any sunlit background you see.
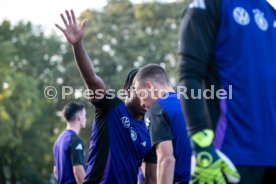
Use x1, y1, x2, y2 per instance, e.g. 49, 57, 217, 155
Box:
0, 0, 178, 33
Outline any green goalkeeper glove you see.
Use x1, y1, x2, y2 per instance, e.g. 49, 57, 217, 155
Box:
190, 129, 240, 184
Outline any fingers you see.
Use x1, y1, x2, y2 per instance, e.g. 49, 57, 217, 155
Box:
81, 19, 88, 31
71, 9, 77, 24
55, 24, 65, 33
57, 9, 85, 31
59, 10, 76, 27
60, 13, 69, 27
65, 10, 72, 25
221, 160, 240, 183
216, 150, 240, 183
216, 150, 236, 170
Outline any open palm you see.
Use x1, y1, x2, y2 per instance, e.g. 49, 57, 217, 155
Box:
55, 10, 87, 45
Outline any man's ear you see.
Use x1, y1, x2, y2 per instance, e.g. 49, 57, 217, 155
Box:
146, 80, 155, 90
145, 80, 153, 89
75, 112, 81, 122
126, 88, 131, 98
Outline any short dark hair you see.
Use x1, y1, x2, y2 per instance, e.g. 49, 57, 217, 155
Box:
123, 68, 139, 90
135, 64, 170, 86
63, 102, 85, 122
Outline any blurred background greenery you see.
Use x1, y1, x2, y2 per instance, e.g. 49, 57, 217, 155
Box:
0, 0, 186, 183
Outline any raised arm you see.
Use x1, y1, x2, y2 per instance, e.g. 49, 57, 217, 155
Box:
55, 10, 106, 104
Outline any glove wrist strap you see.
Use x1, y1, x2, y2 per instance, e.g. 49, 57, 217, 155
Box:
191, 129, 214, 148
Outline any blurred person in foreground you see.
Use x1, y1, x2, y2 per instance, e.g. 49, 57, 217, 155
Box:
178, 0, 276, 183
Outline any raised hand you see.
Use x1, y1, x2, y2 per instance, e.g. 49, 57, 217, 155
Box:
55, 10, 87, 45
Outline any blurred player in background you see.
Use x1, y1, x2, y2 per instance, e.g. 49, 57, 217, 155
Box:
53, 102, 86, 184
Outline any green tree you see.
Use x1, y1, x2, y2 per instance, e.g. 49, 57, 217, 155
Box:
0, 20, 64, 183
79, 0, 185, 90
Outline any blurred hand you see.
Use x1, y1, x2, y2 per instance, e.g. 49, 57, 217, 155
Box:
55, 9, 87, 45
190, 129, 240, 184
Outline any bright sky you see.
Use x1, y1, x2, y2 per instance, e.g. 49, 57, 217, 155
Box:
0, 0, 177, 34
0, 0, 106, 33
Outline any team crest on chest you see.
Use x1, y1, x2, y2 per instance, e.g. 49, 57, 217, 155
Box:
121, 116, 139, 142
253, 9, 269, 31
130, 127, 137, 141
